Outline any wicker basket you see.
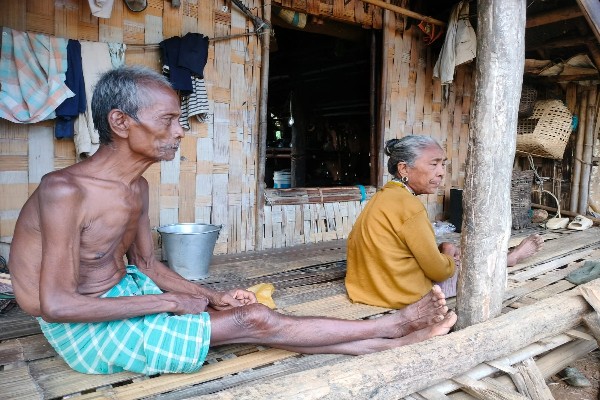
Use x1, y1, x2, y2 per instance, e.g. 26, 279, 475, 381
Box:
516, 100, 573, 160
518, 85, 537, 117
511, 170, 534, 230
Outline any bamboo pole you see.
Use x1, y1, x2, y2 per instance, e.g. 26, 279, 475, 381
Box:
196, 279, 600, 400
570, 90, 587, 212
578, 87, 598, 214
255, 2, 271, 251
359, 0, 446, 27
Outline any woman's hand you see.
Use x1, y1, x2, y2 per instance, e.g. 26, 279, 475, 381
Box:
439, 242, 460, 263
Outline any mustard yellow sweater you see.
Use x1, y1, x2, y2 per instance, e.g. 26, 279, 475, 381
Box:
345, 181, 455, 308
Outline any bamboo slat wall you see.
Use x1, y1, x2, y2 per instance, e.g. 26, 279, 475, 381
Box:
0, 0, 475, 259
0, 0, 262, 258
380, 8, 473, 222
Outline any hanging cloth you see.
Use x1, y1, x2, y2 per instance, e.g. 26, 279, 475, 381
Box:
87, 0, 115, 18
75, 41, 113, 159
0, 27, 73, 123
55, 40, 86, 139
433, 0, 476, 100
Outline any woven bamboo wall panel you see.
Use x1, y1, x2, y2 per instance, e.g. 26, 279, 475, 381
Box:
382, 10, 473, 222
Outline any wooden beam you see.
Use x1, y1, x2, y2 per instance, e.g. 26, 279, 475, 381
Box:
526, 5, 583, 29
197, 280, 600, 400
359, 0, 446, 27
577, 0, 600, 43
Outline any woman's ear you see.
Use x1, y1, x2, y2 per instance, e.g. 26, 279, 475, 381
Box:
397, 162, 409, 178
108, 109, 130, 139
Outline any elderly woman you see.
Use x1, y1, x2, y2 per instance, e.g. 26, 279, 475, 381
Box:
345, 136, 460, 309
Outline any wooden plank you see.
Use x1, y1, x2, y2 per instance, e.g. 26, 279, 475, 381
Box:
452, 375, 527, 400
78, 349, 295, 400
510, 248, 595, 282
526, 5, 583, 28
512, 358, 553, 400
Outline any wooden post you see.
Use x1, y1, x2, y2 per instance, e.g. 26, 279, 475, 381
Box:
255, 2, 271, 251
369, 30, 377, 186
377, 2, 390, 188
456, 0, 526, 330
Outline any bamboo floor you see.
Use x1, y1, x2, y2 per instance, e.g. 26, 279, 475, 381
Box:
1, 227, 600, 399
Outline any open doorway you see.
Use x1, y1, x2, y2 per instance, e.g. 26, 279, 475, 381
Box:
266, 18, 379, 189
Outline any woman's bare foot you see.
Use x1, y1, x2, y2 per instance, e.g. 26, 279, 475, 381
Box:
389, 311, 457, 348
507, 234, 544, 266
390, 285, 449, 337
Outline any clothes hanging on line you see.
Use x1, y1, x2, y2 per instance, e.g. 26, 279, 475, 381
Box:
0, 27, 73, 123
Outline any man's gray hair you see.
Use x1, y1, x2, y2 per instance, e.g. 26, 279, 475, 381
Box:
91, 65, 173, 145
385, 136, 442, 176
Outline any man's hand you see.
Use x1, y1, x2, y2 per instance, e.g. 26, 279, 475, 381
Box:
209, 289, 258, 310
170, 293, 211, 315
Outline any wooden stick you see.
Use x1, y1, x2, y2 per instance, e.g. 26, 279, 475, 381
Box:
359, 0, 446, 27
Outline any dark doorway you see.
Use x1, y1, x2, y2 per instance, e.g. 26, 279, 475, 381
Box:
266, 20, 378, 188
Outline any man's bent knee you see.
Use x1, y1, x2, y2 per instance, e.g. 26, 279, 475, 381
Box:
231, 303, 274, 331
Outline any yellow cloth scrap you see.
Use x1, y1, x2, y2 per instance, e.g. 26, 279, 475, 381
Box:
246, 283, 276, 309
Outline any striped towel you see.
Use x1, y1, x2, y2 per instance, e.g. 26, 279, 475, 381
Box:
38, 266, 211, 375
179, 75, 209, 129
0, 27, 73, 123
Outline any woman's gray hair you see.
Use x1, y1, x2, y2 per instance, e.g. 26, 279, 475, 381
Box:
385, 136, 442, 176
91, 65, 173, 145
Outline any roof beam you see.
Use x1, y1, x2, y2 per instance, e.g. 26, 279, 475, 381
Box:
526, 5, 583, 28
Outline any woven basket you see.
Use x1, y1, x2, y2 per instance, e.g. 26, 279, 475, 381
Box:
511, 170, 534, 230
518, 86, 537, 117
516, 100, 573, 160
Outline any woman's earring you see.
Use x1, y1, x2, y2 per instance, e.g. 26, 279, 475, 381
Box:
401, 176, 409, 184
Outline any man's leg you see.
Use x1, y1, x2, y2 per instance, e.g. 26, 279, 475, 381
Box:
208, 286, 456, 355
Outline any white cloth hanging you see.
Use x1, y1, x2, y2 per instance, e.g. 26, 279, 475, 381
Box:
433, 0, 477, 99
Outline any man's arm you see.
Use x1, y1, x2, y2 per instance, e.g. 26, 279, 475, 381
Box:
126, 178, 256, 309
37, 174, 211, 323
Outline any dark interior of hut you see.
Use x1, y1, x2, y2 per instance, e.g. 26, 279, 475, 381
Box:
266, 18, 375, 188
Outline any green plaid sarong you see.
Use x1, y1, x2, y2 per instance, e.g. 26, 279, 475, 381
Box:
38, 265, 211, 375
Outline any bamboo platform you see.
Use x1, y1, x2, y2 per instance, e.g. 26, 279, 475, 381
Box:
1, 227, 600, 399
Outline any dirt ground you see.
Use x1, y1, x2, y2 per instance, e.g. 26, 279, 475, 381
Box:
548, 349, 599, 400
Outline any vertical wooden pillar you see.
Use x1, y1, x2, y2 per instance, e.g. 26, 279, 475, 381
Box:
455, 0, 526, 329
255, 2, 271, 251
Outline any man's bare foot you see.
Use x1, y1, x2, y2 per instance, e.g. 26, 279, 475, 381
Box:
388, 311, 457, 348
391, 285, 449, 337
507, 234, 543, 266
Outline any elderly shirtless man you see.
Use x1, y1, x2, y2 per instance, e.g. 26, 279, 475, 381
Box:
9, 66, 456, 375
